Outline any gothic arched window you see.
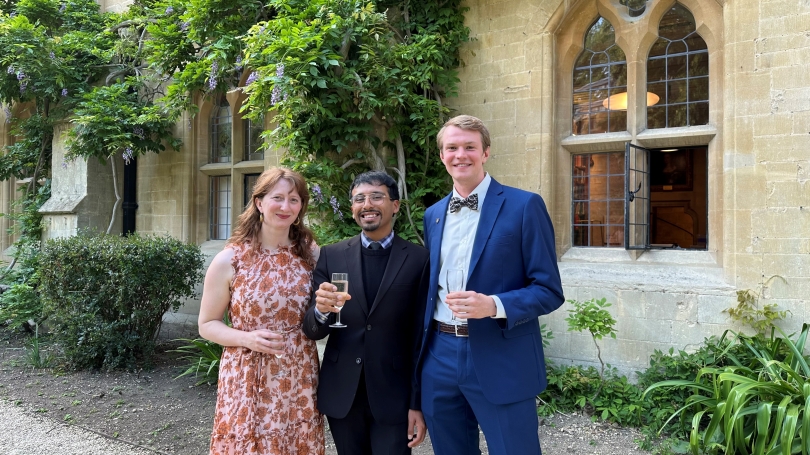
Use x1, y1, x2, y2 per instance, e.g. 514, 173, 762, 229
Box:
572, 17, 628, 135
647, 3, 709, 128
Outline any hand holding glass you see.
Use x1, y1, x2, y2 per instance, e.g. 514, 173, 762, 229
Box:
446, 269, 466, 322
329, 273, 349, 328
271, 331, 283, 358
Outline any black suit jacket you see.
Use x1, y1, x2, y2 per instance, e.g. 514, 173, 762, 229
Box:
303, 235, 429, 425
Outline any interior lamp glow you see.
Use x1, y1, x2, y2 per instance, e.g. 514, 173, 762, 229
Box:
602, 92, 660, 110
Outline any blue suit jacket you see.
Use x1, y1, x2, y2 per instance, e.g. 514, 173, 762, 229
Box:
417, 178, 564, 405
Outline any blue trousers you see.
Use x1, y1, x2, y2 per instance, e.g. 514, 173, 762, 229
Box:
420, 330, 542, 455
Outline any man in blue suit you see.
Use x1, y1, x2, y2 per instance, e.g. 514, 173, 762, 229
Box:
417, 115, 564, 455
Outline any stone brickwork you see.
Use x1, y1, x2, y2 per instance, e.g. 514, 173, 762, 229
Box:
39, 123, 123, 240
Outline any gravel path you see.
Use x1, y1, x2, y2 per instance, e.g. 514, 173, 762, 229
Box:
1, 396, 650, 455
0, 399, 152, 455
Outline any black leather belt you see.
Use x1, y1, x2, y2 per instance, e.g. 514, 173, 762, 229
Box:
435, 321, 468, 337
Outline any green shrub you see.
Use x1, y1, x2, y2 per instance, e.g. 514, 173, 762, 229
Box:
0, 282, 42, 328
0, 237, 44, 329
565, 297, 618, 397
38, 233, 204, 370
644, 324, 810, 455
538, 362, 645, 427
172, 338, 223, 386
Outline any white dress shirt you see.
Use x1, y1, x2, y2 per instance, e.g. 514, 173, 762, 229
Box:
433, 173, 506, 325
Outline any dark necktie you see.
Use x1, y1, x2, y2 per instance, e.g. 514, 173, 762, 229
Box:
449, 194, 479, 213
368, 242, 382, 250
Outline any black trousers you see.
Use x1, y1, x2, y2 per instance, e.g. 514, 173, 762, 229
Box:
327, 370, 411, 455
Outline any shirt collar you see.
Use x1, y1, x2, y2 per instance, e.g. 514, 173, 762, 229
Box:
360, 231, 395, 249
449, 173, 491, 213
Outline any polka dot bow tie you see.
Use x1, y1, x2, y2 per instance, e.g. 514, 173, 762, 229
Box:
449, 194, 479, 213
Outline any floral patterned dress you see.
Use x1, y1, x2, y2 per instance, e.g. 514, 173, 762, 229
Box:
210, 243, 324, 455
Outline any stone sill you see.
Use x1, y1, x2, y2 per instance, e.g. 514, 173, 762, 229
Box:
559, 248, 731, 292
636, 125, 717, 148
561, 132, 632, 153
560, 125, 718, 153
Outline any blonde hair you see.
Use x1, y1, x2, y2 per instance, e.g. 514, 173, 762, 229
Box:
229, 167, 315, 265
436, 115, 491, 150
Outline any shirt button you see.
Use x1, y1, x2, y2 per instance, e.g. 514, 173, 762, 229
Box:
366, 324, 372, 331
355, 358, 362, 364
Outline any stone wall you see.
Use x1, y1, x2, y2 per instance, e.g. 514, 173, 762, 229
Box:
39, 123, 123, 240
447, 0, 809, 375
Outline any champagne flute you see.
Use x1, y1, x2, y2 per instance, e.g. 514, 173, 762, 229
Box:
273, 331, 283, 359
329, 273, 349, 328
268, 328, 285, 378
446, 268, 466, 322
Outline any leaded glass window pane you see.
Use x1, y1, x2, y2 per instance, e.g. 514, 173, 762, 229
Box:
572, 152, 626, 247
572, 17, 628, 135
244, 116, 264, 161
210, 96, 232, 163
210, 176, 231, 240
646, 3, 709, 128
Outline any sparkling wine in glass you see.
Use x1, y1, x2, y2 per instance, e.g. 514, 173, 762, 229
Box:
330, 273, 349, 328
273, 334, 283, 359
446, 269, 466, 322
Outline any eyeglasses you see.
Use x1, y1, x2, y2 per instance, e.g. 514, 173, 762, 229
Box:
351, 193, 390, 205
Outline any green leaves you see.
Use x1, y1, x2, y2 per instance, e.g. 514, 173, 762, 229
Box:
66, 79, 182, 163
566, 297, 617, 341
171, 338, 224, 385
39, 232, 205, 370
643, 325, 810, 455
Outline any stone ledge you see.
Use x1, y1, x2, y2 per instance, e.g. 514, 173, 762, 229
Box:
38, 194, 85, 214
560, 132, 633, 153
559, 261, 733, 293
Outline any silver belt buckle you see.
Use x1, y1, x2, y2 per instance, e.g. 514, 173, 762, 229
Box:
454, 324, 468, 337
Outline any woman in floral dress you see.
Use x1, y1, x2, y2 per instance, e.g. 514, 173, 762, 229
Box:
198, 167, 324, 455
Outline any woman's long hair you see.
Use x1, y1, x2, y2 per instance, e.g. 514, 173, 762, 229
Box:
229, 167, 315, 265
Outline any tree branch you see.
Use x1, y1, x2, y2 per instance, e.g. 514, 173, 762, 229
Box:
106, 157, 122, 235
106, 19, 156, 33
340, 158, 363, 169
391, 132, 423, 245
333, 28, 354, 77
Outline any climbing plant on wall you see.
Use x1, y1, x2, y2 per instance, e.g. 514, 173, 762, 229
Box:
2, 0, 470, 248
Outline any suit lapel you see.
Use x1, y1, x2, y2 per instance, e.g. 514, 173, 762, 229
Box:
368, 236, 408, 315
429, 194, 451, 275
345, 236, 370, 317
425, 194, 451, 323
468, 180, 504, 279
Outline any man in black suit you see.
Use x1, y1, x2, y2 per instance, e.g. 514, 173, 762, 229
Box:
303, 171, 429, 455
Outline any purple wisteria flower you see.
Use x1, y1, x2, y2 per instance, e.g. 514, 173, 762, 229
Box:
7, 66, 14, 74
16, 71, 25, 81
133, 127, 144, 139
330, 195, 343, 220
165, 6, 174, 14
312, 184, 324, 204
50, 52, 55, 59
246, 71, 258, 85
234, 56, 242, 71
271, 63, 285, 105
122, 147, 134, 165
59, 3, 66, 12
180, 21, 190, 32
61, 88, 68, 97
209, 61, 219, 91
